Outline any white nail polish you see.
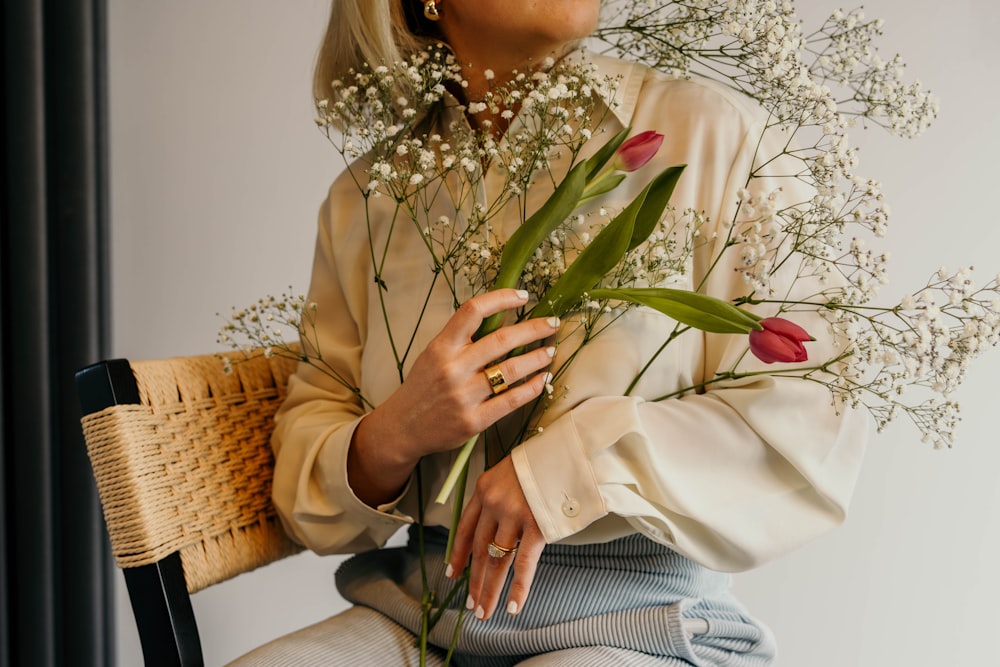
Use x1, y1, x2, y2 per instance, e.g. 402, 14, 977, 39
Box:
516, 289, 529, 300
466, 594, 475, 611
475, 606, 485, 620
547, 316, 560, 328
445, 563, 454, 579
507, 601, 519, 615
545, 346, 556, 358
544, 372, 553, 384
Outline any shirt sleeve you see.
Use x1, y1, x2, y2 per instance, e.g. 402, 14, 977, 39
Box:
269, 176, 413, 555
512, 74, 870, 572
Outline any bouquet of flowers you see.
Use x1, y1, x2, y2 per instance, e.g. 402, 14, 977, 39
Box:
218, 1, 999, 662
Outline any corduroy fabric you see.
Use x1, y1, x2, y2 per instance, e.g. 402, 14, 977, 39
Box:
231, 527, 775, 666
230, 606, 698, 666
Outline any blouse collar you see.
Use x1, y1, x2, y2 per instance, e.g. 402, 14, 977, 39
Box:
569, 50, 647, 130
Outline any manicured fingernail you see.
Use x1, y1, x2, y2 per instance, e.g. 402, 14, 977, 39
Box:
547, 317, 560, 328
466, 594, 475, 611
516, 290, 529, 300
475, 605, 485, 620
445, 563, 454, 579
543, 372, 553, 384
507, 601, 519, 615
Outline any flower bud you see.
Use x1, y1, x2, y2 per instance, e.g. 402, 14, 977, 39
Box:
748, 317, 814, 364
613, 130, 664, 172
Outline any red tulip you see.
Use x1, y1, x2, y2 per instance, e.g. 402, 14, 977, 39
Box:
748, 317, 814, 364
613, 130, 664, 172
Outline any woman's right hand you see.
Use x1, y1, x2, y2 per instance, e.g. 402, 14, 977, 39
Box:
348, 289, 558, 507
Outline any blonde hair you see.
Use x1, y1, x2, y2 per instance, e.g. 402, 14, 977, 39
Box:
313, 0, 438, 103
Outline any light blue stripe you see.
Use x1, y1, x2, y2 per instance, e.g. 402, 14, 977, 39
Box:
331, 526, 776, 666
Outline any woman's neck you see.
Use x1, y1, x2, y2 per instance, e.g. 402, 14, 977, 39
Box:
454, 46, 574, 139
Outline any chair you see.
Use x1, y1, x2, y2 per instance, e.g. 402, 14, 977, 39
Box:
75, 351, 304, 667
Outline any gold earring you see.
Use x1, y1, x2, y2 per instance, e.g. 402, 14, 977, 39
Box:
423, 0, 440, 21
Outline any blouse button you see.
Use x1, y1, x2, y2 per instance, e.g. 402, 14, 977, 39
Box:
561, 498, 580, 518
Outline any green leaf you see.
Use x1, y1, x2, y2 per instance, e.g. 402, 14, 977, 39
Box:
583, 126, 631, 180
475, 161, 589, 338
579, 172, 626, 205
495, 161, 589, 290
473, 129, 644, 338
625, 165, 684, 253
533, 165, 685, 319
588, 287, 763, 334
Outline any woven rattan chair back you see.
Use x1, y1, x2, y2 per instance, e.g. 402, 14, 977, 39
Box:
76, 351, 303, 667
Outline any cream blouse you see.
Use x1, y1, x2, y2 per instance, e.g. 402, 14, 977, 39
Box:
270, 52, 869, 573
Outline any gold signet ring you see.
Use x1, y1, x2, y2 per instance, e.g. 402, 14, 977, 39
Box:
484, 365, 509, 395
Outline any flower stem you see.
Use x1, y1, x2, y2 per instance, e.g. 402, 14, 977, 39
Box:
443, 456, 470, 561
651, 363, 838, 402
624, 325, 686, 395
427, 571, 469, 632
435, 434, 477, 505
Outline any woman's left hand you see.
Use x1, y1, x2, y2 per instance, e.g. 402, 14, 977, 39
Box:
447, 456, 546, 621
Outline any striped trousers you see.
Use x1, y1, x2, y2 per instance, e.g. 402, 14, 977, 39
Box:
232, 527, 775, 666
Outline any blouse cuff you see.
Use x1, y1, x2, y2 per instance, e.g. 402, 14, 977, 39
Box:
374, 482, 413, 518
511, 405, 612, 543
316, 418, 414, 532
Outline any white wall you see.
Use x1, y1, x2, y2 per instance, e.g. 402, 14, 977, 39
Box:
108, 3, 351, 664
108, 1, 1000, 665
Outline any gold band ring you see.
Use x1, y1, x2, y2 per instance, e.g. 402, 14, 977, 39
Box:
487, 541, 519, 559
484, 365, 509, 395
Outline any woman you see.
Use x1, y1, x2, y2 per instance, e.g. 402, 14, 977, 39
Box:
238, 1, 868, 664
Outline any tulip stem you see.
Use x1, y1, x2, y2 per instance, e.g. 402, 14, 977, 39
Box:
650, 360, 847, 402
624, 325, 688, 396
435, 434, 477, 506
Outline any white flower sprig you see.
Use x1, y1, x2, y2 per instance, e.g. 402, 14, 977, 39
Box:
458, 205, 708, 299
217, 290, 372, 409
596, 1, 938, 137
593, 0, 931, 309
586, 1, 1000, 448
825, 269, 1000, 448
312, 45, 624, 368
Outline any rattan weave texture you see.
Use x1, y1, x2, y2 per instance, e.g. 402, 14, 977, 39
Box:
80, 351, 303, 593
